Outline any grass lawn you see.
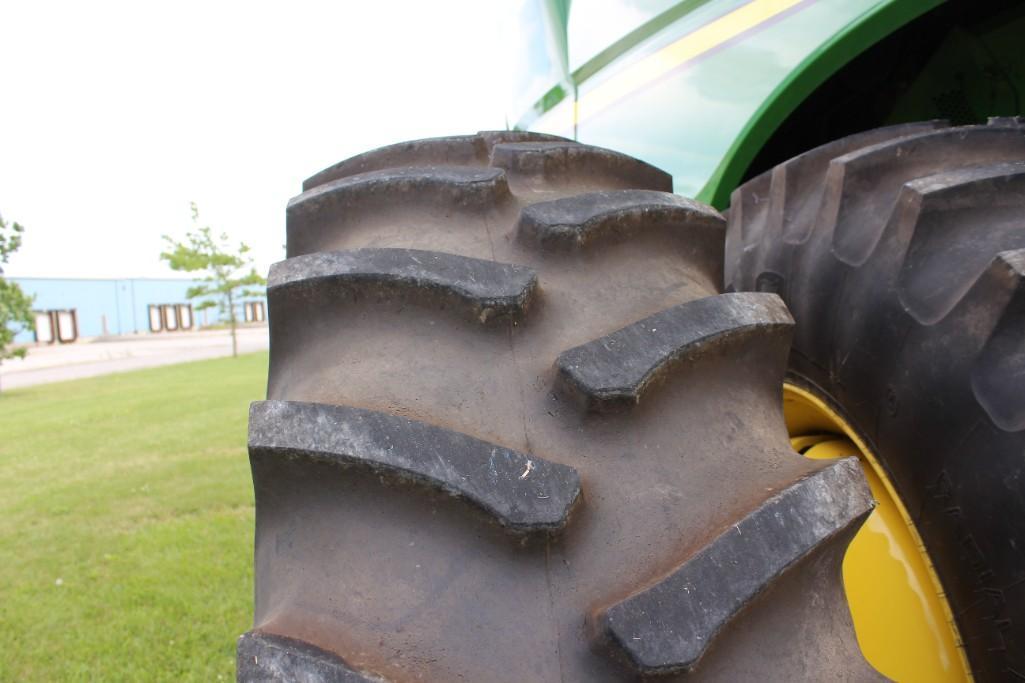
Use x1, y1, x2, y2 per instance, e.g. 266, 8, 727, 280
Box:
0, 352, 267, 682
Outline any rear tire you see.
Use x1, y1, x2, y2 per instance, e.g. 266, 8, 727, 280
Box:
239, 131, 877, 681
726, 119, 1025, 681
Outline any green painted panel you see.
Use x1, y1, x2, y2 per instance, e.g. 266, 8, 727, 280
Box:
695, 0, 941, 206
520, 0, 940, 206
575, 0, 889, 197
567, 0, 685, 72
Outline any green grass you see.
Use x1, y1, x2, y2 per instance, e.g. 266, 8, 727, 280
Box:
0, 352, 267, 682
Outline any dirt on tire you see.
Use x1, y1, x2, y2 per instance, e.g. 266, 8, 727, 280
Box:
238, 131, 876, 681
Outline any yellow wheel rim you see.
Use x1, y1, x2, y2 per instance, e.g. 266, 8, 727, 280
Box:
783, 383, 972, 682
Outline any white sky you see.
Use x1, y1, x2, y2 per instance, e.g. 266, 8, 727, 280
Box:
0, 1, 523, 279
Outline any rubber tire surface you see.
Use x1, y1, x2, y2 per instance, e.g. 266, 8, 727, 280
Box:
725, 119, 1025, 682
239, 131, 878, 681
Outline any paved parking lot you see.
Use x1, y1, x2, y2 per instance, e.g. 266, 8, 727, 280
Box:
0, 326, 269, 390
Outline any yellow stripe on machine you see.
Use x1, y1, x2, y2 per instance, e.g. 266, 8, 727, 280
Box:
576, 0, 805, 124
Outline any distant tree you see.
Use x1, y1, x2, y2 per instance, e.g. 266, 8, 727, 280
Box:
0, 213, 35, 390
160, 203, 265, 358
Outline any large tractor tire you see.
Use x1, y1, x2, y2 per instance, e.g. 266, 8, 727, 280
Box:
726, 120, 1025, 681
237, 132, 879, 681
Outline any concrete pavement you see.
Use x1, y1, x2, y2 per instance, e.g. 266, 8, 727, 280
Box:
0, 326, 269, 390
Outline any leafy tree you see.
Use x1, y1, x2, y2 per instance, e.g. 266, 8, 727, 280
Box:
160, 203, 265, 358
0, 213, 35, 379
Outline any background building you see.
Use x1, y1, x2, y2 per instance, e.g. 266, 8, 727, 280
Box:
11, 277, 266, 343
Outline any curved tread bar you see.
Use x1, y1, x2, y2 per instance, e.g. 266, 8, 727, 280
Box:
824, 125, 1025, 266
773, 120, 949, 245
555, 293, 793, 412
287, 167, 510, 258
896, 161, 1025, 325
724, 120, 948, 291
970, 249, 1025, 432
237, 631, 386, 682
303, 130, 569, 191
490, 141, 672, 192
269, 248, 538, 324
724, 171, 772, 292
518, 189, 723, 249
598, 457, 873, 675
249, 400, 582, 532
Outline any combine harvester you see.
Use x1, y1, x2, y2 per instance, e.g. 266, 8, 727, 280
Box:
238, 1, 1023, 680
